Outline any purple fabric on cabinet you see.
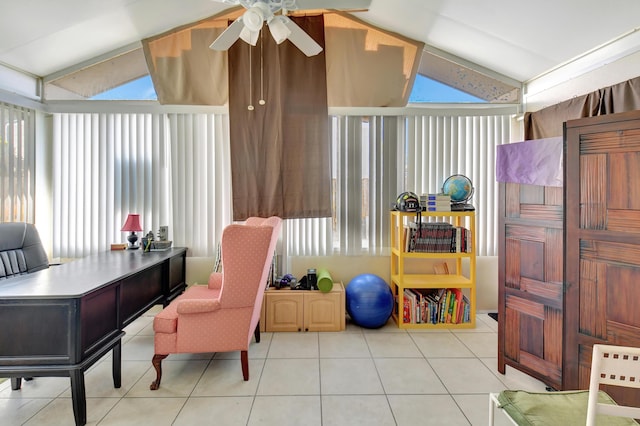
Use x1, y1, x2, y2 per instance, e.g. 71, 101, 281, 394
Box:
496, 137, 563, 187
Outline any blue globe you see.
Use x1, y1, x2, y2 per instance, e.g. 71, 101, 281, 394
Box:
442, 174, 473, 203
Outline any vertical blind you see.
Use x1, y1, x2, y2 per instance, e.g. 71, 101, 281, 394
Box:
0, 102, 35, 223
50, 110, 509, 259
284, 113, 511, 259
167, 113, 233, 256
52, 112, 231, 258
282, 115, 400, 262
403, 114, 510, 256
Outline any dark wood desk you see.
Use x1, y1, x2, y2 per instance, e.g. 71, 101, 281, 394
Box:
0, 247, 187, 426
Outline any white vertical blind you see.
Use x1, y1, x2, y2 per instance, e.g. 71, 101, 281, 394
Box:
283, 113, 510, 259
168, 113, 232, 257
52, 112, 231, 258
283, 115, 400, 264
0, 102, 35, 223
404, 114, 510, 256
49, 109, 508, 261
52, 113, 168, 257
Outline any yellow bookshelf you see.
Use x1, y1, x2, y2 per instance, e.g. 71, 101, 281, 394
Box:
390, 210, 476, 329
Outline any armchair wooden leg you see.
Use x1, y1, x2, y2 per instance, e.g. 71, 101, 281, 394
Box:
241, 350, 249, 381
254, 322, 261, 343
150, 354, 168, 390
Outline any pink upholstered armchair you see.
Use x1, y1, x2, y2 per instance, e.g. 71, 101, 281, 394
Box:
150, 216, 282, 390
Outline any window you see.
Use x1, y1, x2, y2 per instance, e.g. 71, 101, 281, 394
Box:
0, 102, 35, 222
90, 75, 157, 101
44, 48, 151, 101
283, 111, 511, 260
409, 75, 486, 103
415, 49, 521, 103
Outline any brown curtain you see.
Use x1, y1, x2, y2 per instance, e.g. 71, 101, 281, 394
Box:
323, 12, 424, 107
600, 76, 640, 115
142, 9, 242, 105
524, 75, 640, 140
143, 10, 423, 108
524, 92, 600, 139
228, 15, 331, 221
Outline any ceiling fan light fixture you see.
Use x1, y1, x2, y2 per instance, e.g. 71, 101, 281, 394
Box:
242, 2, 272, 32
268, 16, 291, 44
243, 9, 264, 32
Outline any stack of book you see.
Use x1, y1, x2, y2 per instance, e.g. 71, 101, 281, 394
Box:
420, 193, 451, 211
402, 222, 472, 253
401, 287, 471, 324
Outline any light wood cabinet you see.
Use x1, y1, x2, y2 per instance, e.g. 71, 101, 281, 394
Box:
260, 282, 345, 332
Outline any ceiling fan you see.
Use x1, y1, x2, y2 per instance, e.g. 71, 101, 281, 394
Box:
209, 0, 372, 56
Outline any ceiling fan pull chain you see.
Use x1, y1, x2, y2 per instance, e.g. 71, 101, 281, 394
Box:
259, 27, 266, 106
248, 44, 254, 111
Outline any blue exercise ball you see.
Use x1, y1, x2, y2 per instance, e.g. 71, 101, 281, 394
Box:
346, 274, 394, 328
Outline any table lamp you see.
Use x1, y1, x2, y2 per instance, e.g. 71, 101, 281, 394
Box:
121, 214, 143, 249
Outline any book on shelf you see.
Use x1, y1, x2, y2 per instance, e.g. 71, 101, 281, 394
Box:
425, 206, 452, 212
402, 222, 470, 253
421, 193, 451, 201
462, 295, 470, 323
425, 200, 451, 207
399, 287, 470, 325
434, 262, 449, 275
402, 289, 413, 323
449, 288, 463, 324
420, 194, 452, 211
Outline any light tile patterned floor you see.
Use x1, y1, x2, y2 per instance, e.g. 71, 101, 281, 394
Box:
0, 312, 547, 425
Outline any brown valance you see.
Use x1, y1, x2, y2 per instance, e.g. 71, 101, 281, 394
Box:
524, 92, 600, 139
141, 10, 423, 107
600, 77, 640, 115
323, 12, 424, 107
142, 9, 241, 105
524, 75, 640, 140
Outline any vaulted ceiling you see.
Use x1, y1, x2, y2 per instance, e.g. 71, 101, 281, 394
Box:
1, 0, 639, 87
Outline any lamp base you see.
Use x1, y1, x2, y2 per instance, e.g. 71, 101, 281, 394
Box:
127, 232, 140, 250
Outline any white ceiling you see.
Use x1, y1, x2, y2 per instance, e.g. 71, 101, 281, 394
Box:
1, 0, 639, 83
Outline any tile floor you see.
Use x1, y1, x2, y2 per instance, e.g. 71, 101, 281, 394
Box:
0, 311, 547, 425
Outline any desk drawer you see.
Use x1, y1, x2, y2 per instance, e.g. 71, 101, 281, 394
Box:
0, 300, 75, 365
120, 264, 163, 326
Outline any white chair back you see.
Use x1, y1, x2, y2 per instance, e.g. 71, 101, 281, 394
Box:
586, 344, 640, 425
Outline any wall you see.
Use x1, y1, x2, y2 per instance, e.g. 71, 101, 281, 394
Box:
525, 51, 640, 112
186, 255, 499, 312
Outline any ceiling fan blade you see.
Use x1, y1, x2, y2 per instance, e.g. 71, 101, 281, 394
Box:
209, 17, 245, 51
293, 0, 371, 10
239, 26, 260, 46
280, 16, 322, 57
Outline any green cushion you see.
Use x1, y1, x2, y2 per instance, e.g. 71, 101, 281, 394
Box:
497, 390, 639, 426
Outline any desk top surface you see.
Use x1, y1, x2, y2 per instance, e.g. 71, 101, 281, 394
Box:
0, 247, 186, 299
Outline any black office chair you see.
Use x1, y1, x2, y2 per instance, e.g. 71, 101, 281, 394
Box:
0, 222, 49, 389
0, 222, 49, 279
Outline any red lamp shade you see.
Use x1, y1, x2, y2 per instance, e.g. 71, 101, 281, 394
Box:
121, 214, 143, 249
121, 214, 143, 232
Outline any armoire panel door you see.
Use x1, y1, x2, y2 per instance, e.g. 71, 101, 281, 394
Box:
564, 110, 640, 407
498, 181, 563, 390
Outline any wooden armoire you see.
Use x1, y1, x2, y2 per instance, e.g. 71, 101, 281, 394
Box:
497, 136, 564, 391
499, 109, 640, 405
